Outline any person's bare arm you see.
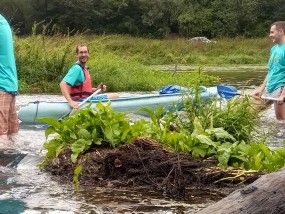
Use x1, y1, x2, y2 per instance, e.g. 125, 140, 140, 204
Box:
277, 86, 285, 104
254, 75, 267, 97
59, 80, 79, 109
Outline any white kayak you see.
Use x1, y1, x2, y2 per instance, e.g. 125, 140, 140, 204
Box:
18, 86, 220, 123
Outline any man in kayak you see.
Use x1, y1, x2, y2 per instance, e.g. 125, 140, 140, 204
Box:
254, 21, 285, 120
0, 14, 19, 142
60, 44, 118, 109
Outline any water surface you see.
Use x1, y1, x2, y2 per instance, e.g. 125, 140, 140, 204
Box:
1, 67, 284, 213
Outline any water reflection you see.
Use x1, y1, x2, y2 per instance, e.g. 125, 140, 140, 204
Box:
207, 70, 267, 89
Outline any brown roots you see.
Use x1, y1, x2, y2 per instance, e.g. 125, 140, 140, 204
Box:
43, 138, 262, 199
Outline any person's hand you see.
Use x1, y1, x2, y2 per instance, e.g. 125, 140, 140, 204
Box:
68, 100, 80, 109
253, 89, 262, 97
97, 83, 107, 92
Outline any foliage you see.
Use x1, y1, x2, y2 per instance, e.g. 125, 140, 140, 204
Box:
15, 34, 222, 94
212, 96, 259, 142
163, 95, 260, 142
39, 94, 285, 174
2, 0, 285, 38
13, 33, 270, 95
38, 102, 131, 164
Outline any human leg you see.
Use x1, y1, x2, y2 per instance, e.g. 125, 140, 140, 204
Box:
8, 94, 19, 135
106, 93, 120, 99
274, 102, 285, 120
0, 91, 19, 136
0, 91, 9, 137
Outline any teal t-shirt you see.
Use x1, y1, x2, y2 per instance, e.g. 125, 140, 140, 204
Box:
266, 44, 285, 93
63, 63, 85, 86
0, 14, 18, 92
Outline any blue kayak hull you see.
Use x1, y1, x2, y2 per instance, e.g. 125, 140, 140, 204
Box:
18, 86, 219, 123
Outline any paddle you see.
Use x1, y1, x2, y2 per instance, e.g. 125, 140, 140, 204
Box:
217, 85, 285, 102
217, 85, 239, 99
59, 88, 102, 120
41, 89, 102, 128
261, 96, 285, 102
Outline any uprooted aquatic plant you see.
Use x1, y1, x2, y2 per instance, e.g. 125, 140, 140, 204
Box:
38, 102, 162, 166
38, 97, 285, 177
38, 102, 131, 165
164, 94, 260, 142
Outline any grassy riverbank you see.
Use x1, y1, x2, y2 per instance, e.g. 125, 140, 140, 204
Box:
15, 35, 271, 93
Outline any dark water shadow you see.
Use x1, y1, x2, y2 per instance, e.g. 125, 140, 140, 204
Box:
0, 199, 26, 214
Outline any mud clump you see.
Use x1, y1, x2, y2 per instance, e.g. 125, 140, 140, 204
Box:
43, 138, 262, 199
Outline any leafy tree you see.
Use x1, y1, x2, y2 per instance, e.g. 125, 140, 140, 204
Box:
210, 0, 260, 37
30, 0, 94, 34
0, 0, 32, 34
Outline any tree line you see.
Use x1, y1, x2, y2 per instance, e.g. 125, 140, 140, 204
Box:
1, 0, 285, 38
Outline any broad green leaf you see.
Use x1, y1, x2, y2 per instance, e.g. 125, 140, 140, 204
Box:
70, 132, 77, 140
91, 129, 98, 140
71, 139, 86, 163
138, 107, 156, 123
217, 151, 231, 167
194, 117, 204, 131
78, 129, 91, 140
192, 146, 207, 158
276, 149, 285, 157
45, 126, 55, 139
206, 127, 235, 141
195, 135, 216, 147
259, 144, 273, 161
55, 145, 65, 157
254, 152, 263, 169
37, 117, 61, 128
191, 117, 205, 137
73, 165, 82, 187
43, 139, 62, 159
104, 126, 114, 142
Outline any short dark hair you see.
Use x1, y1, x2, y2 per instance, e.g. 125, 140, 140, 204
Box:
271, 21, 285, 32
76, 44, 89, 54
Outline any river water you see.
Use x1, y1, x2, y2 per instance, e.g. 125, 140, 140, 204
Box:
1, 67, 284, 214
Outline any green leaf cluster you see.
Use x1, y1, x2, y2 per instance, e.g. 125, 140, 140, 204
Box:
39, 96, 285, 174
38, 102, 132, 164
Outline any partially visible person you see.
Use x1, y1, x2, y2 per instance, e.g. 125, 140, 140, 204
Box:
0, 14, 19, 142
60, 44, 119, 109
253, 21, 285, 120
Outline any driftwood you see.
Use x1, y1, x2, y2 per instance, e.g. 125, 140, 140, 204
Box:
197, 167, 285, 214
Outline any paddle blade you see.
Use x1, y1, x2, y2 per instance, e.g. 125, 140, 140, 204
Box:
217, 85, 238, 100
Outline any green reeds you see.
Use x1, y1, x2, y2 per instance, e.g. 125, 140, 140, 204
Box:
14, 34, 270, 93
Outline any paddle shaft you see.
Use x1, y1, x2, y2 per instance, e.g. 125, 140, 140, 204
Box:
222, 93, 285, 102
261, 96, 285, 102
217, 85, 285, 102
78, 89, 102, 107
59, 88, 102, 120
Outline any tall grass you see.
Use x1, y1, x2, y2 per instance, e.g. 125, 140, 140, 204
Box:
14, 34, 271, 94
91, 35, 271, 65
164, 95, 260, 142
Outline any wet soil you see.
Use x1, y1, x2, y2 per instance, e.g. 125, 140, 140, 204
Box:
43, 138, 262, 200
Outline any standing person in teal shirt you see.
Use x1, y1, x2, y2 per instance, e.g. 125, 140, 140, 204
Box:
254, 21, 285, 120
0, 14, 19, 142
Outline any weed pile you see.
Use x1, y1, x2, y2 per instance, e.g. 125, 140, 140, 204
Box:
43, 138, 262, 200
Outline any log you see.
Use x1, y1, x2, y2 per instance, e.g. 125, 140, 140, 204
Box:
197, 167, 285, 214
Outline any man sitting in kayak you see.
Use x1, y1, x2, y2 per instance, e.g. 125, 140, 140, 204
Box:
60, 44, 119, 109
